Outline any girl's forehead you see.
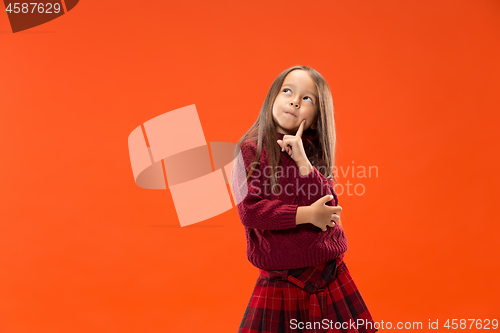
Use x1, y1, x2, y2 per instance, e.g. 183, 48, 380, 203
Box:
284, 70, 311, 82
282, 71, 318, 96
284, 71, 314, 84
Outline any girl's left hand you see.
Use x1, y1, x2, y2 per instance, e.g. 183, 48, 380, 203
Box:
277, 119, 309, 166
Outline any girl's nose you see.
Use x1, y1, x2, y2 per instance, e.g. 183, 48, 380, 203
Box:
290, 100, 300, 108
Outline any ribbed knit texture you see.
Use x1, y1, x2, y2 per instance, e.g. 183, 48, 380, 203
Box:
232, 131, 348, 270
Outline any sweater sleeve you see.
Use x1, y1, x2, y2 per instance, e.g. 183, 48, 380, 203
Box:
325, 178, 339, 207
290, 162, 339, 207
231, 143, 299, 231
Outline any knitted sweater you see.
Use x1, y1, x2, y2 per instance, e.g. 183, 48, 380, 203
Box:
232, 131, 348, 271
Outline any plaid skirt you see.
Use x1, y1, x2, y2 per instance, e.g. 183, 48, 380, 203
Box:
238, 254, 377, 333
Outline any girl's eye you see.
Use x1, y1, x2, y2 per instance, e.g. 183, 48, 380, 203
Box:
283, 89, 313, 103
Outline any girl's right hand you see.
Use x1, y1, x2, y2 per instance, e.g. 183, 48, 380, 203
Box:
309, 194, 342, 231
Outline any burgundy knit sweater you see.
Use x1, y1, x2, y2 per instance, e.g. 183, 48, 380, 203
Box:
232, 131, 348, 271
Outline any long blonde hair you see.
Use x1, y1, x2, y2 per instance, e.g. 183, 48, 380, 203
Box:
234, 65, 338, 196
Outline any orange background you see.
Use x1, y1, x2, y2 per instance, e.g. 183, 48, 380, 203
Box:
1, 0, 499, 332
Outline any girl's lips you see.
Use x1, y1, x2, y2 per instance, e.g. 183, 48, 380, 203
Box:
285, 112, 297, 117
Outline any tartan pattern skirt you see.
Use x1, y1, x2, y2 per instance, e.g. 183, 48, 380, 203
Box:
238, 254, 377, 333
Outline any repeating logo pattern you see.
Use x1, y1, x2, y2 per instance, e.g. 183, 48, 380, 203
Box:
127, 105, 245, 227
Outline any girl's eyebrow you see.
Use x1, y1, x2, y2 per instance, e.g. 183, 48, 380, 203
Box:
282, 83, 318, 100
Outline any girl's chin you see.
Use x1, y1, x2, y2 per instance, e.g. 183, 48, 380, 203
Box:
279, 129, 295, 135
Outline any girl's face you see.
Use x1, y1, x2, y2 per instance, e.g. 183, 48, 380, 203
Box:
272, 70, 319, 135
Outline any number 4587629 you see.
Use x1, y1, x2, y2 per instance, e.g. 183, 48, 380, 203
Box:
444, 319, 498, 330
5, 3, 62, 14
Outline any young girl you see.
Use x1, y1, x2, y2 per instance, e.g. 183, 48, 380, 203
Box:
231, 65, 377, 333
